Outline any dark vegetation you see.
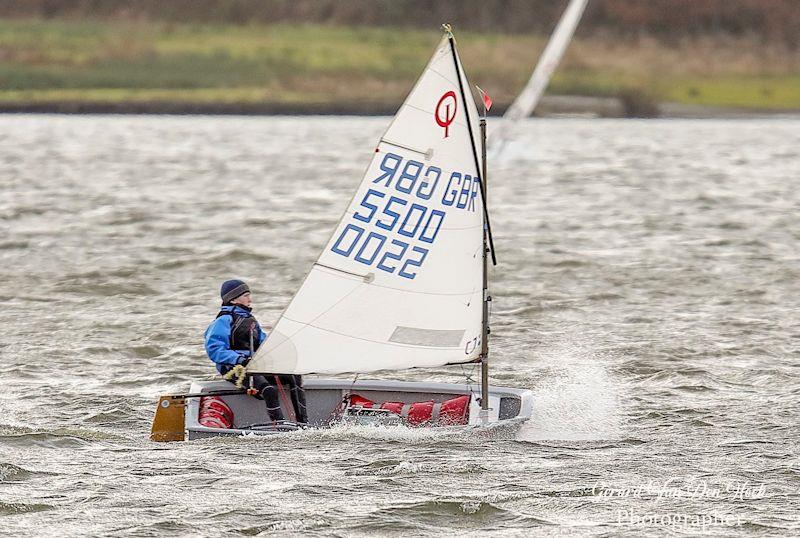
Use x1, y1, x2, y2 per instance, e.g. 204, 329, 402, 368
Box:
2, 0, 798, 46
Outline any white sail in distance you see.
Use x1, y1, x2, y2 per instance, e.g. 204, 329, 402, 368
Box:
491, 0, 589, 154
249, 34, 485, 375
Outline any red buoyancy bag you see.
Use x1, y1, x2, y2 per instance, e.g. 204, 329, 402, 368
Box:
199, 396, 234, 429
348, 394, 470, 426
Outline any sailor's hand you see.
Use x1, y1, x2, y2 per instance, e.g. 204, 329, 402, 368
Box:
239, 356, 251, 367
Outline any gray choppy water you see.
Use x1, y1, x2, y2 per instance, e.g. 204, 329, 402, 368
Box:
1, 115, 798, 536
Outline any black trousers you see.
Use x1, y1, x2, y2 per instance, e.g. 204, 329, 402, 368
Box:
220, 366, 307, 423
278, 375, 308, 424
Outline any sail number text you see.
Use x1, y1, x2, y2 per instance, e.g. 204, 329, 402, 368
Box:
329, 152, 479, 279
372, 152, 479, 211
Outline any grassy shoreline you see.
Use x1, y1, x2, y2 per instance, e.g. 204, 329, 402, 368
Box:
1, 20, 799, 116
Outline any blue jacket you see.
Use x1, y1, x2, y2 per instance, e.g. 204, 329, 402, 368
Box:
204, 305, 267, 374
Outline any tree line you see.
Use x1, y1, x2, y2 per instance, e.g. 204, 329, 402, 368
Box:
2, 0, 798, 47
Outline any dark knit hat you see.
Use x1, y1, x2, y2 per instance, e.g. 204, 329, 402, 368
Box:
220, 279, 250, 303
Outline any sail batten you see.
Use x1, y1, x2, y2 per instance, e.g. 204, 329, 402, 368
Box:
379, 139, 430, 156
248, 35, 485, 375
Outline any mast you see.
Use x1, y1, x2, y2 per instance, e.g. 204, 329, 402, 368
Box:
445, 25, 494, 421
479, 117, 490, 421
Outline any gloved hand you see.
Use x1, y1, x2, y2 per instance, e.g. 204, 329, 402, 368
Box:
239, 356, 251, 367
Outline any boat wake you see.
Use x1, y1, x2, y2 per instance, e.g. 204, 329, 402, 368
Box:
239, 421, 475, 446
516, 342, 625, 442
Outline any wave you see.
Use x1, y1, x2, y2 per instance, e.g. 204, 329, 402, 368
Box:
345, 459, 486, 477
0, 463, 34, 482
0, 426, 120, 448
368, 499, 549, 529
0, 501, 54, 516
0, 240, 30, 250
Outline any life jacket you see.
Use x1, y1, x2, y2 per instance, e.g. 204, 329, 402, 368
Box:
216, 307, 261, 353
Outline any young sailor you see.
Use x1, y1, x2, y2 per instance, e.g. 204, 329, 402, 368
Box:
204, 279, 307, 423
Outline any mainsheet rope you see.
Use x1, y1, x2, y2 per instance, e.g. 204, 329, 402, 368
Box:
222, 364, 247, 388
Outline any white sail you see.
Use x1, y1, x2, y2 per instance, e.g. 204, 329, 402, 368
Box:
248, 35, 485, 375
491, 0, 588, 152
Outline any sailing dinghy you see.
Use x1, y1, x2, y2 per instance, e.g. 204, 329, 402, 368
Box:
491, 0, 589, 155
151, 27, 533, 441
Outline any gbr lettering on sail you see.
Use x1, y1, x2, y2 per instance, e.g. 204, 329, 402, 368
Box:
329, 151, 480, 280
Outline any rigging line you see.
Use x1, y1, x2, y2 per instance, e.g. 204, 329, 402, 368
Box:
348, 373, 360, 395
325, 372, 362, 424
274, 375, 297, 422
447, 36, 498, 266
459, 361, 481, 402
460, 363, 477, 395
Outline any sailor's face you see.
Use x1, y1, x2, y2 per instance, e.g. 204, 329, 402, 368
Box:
232, 292, 252, 307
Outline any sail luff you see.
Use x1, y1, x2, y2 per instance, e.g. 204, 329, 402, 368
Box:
447, 36, 483, 191
448, 36, 497, 266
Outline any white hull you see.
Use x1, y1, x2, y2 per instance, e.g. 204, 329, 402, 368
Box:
186, 378, 533, 439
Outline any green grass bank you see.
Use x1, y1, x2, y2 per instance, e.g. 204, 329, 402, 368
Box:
1, 19, 798, 115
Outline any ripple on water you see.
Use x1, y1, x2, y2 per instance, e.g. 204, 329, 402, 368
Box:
344, 459, 487, 477
0, 463, 34, 482
206, 247, 277, 262
52, 279, 159, 297
0, 240, 30, 250
0, 501, 55, 516
367, 499, 548, 531
237, 518, 328, 535
0, 426, 120, 448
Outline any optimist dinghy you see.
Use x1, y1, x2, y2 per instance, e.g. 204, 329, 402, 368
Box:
151, 26, 533, 441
